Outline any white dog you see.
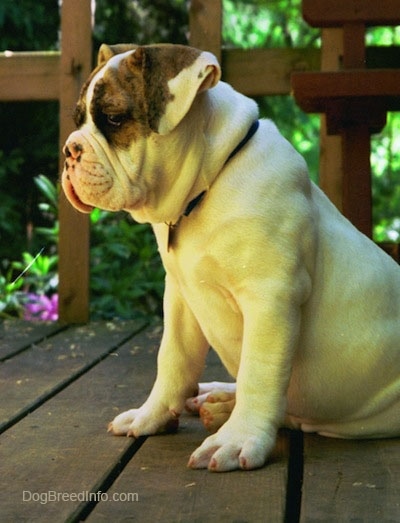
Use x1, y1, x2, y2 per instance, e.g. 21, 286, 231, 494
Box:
62, 43, 400, 471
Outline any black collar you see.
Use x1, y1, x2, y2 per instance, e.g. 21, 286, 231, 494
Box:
183, 119, 260, 217
225, 119, 260, 165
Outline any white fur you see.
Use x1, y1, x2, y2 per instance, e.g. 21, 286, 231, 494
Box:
62, 46, 400, 472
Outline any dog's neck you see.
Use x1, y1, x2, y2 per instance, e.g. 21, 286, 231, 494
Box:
182, 119, 260, 219
179, 85, 259, 215
164, 117, 259, 251
130, 82, 259, 225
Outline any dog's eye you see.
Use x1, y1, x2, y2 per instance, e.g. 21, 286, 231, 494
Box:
106, 114, 125, 127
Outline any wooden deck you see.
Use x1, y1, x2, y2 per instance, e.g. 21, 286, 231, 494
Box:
0, 320, 399, 522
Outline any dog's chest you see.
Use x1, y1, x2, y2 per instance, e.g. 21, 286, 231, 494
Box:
158, 226, 244, 375
180, 277, 243, 377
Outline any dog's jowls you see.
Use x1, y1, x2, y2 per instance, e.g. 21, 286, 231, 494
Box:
62, 43, 400, 472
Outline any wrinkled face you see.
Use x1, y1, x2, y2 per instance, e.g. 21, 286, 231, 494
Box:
61, 44, 219, 217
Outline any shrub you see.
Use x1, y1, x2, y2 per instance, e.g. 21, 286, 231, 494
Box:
0, 175, 164, 321
90, 209, 164, 320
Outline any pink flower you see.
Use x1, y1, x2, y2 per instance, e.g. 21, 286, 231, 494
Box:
24, 293, 58, 321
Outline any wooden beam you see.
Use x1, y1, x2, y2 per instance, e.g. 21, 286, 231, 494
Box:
318, 29, 343, 212
0, 52, 60, 101
302, 0, 400, 27
189, 0, 222, 61
223, 47, 320, 96
343, 22, 365, 69
58, 0, 92, 323
292, 70, 400, 104
0, 47, 398, 103
341, 124, 373, 237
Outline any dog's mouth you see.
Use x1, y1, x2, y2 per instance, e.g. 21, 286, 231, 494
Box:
62, 174, 95, 214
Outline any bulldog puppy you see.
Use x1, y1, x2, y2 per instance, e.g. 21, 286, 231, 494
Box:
62, 43, 400, 472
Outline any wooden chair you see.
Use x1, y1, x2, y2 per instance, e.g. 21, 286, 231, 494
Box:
292, 0, 400, 238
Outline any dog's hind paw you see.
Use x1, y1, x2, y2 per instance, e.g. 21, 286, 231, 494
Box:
186, 382, 236, 411
199, 392, 236, 432
185, 381, 236, 432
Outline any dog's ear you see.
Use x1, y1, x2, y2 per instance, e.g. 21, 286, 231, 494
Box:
97, 43, 138, 66
126, 45, 221, 135
157, 49, 221, 135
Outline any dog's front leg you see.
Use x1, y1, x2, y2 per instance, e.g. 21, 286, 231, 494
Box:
109, 276, 209, 437
189, 296, 301, 471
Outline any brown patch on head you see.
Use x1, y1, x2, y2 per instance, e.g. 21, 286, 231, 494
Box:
87, 44, 212, 145
137, 45, 201, 132
73, 98, 87, 128
97, 43, 138, 66
90, 57, 150, 147
73, 62, 109, 128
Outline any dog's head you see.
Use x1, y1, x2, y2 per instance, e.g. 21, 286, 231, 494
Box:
62, 43, 221, 221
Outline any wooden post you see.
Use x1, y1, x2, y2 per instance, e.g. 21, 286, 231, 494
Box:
189, 0, 222, 61
319, 29, 343, 212
319, 25, 373, 236
340, 22, 372, 237
342, 125, 372, 235
58, 0, 92, 323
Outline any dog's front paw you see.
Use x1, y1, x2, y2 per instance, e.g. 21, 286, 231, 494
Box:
188, 423, 276, 472
108, 406, 179, 437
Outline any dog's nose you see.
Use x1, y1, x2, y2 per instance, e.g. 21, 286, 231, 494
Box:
63, 142, 83, 161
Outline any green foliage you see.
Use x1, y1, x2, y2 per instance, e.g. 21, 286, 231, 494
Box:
33, 174, 59, 243
0, 149, 25, 253
93, 0, 188, 48
1, 173, 164, 321
0, 246, 59, 319
0, 0, 59, 51
0, 101, 59, 260
372, 112, 400, 242
0, 173, 59, 319
0, 263, 25, 318
223, 0, 319, 49
12, 251, 58, 295
368, 28, 400, 242
90, 210, 164, 320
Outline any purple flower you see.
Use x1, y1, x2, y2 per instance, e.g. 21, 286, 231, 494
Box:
24, 293, 58, 321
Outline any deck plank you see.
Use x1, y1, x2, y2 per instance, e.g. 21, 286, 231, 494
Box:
86, 420, 290, 523
0, 320, 145, 433
3, 319, 397, 521
0, 322, 290, 522
300, 434, 400, 522
0, 326, 159, 522
0, 319, 65, 361
85, 338, 289, 523
85, 339, 289, 523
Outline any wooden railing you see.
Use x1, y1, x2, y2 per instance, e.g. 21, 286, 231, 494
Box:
292, 0, 400, 238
